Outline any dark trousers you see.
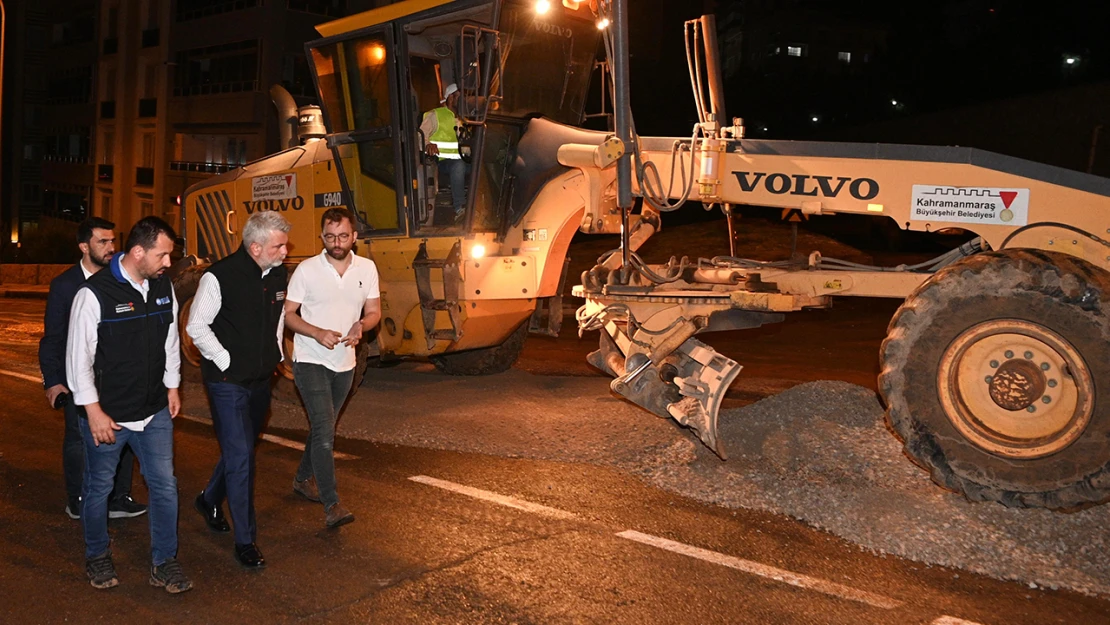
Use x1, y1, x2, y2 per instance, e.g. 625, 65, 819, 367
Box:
63, 397, 134, 504
202, 379, 271, 546
293, 362, 354, 509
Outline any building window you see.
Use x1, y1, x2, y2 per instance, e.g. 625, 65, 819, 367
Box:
44, 128, 91, 163
50, 16, 95, 48
141, 201, 155, 216
176, 0, 260, 22
171, 133, 250, 172
838, 51, 852, 63
787, 46, 803, 58
288, 0, 347, 17
99, 194, 113, 220
47, 67, 93, 104
281, 53, 316, 98
174, 40, 260, 96
141, 133, 157, 168
22, 184, 42, 204
102, 66, 117, 101
101, 131, 115, 164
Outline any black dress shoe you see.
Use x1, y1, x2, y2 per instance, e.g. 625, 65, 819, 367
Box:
234, 543, 266, 569
194, 492, 230, 533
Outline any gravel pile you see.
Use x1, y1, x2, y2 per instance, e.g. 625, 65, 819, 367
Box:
630, 381, 1110, 597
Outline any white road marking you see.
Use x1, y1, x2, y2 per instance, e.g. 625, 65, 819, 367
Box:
616, 530, 904, 610
933, 617, 985, 625
408, 475, 580, 521
0, 369, 42, 383
177, 413, 358, 460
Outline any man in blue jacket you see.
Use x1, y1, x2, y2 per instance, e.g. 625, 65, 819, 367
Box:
38, 217, 146, 521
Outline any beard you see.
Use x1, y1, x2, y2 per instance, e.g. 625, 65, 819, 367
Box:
326, 244, 351, 261
90, 251, 113, 268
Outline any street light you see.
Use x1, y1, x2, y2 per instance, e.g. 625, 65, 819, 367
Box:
535, 0, 551, 14
596, 17, 610, 29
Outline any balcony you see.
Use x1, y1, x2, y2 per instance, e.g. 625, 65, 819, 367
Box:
138, 98, 157, 118
97, 164, 113, 182
141, 28, 160, 48
169, 161, 239, 174
135, 167, 155, 186
102, 38, 118, 55
100, 101, 116, 119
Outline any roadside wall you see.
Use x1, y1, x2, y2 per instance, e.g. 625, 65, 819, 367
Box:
0, 264, 70, 285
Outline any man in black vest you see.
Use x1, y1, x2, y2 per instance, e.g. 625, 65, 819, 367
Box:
66, 216, 191, 593
39, 217, 146, 520
186, 211, 289, 569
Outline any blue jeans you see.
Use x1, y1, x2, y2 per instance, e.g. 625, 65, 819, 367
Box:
202, 379, 271, 545
438, 158, 469, 214
63, 397, 136, 504
293, 362, 354, 509
80, 407, 178, 565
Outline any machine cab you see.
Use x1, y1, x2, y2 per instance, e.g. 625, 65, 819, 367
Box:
306, 0, 600, 240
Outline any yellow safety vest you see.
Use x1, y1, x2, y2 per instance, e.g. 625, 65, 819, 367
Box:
428, 107, 461, 159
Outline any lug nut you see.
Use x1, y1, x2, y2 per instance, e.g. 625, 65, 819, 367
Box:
1024, 351, 1034, 359
1026, 405, 1037, 413
1005, 350, 1014, 358
1042, 396, 1052, 404
990, 360, 1000, 368
1048, 379, 1058, 388
1040, 362, 1050, 371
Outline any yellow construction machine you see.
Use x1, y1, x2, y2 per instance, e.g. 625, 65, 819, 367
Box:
178, 0, 1110, 510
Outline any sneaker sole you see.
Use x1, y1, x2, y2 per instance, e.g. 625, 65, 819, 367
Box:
326, 514, 355, 529
149, 577, 193, 594
108, 509, 147, 519
89, 577, 119, 589
66, 507, 80, 520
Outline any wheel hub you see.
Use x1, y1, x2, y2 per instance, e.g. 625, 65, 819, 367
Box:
987, 358, 1046, 411
938, 319, 1094, 459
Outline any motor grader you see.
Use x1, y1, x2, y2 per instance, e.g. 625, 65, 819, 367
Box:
177, 0, 1110, 510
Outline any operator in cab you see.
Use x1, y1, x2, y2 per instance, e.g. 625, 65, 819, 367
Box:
420, 83, 469, 223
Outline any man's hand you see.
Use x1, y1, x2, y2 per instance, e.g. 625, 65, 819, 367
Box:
314, 327, 344, 349
45, 384, 69, 409
342, 321, 363, 348
167, 388, 181, 418
426, 143, 439, 157
86, 404, 121, 447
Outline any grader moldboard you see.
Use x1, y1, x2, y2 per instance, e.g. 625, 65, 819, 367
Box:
178, 0, 1110, 510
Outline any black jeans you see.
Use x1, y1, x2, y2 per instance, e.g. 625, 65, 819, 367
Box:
63, 397, 134, 504
293, 362, 354, 509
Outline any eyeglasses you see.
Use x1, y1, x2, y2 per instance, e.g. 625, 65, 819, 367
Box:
322, 233, 351, 243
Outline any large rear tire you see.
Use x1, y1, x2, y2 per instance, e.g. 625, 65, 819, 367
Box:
879, 249, 1110, 510
172, 265, 206, 367
430, 321, 528, 376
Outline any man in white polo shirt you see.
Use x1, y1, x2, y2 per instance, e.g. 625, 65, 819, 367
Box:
284, 207, 381, 528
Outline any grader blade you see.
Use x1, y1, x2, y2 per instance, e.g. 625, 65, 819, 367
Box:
609, 337, 741, 460
666, 339, 742, 460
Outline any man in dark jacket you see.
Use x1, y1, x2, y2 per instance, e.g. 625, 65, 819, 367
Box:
38, 217, 146, 520
67, 216, 191, 593
186, 211, 290, 569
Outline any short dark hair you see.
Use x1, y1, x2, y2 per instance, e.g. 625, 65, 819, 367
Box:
125, 216, 177, 252
77, 217, 116, 245
320, 207, 355, 231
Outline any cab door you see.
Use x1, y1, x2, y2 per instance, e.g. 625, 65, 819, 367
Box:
307, 27, 406, 236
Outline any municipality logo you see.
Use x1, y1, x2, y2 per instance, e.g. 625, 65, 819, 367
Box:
115, 303, 135, 314
156, 296, 171, 306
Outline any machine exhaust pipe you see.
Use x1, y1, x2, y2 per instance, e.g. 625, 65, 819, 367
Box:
270, 84, 298, 150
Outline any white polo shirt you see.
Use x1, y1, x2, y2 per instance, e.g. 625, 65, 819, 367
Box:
287, 250, 380, 372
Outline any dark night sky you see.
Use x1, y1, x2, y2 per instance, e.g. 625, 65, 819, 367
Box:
618, 0, 1110, 138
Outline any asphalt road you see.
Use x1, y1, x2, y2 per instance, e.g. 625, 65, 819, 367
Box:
1, 296, 1108, 624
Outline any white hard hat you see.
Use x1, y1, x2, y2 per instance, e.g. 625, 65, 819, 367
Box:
440, 83, 458, 103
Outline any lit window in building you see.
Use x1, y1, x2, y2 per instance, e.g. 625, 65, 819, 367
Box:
838, 51, 851, 63
787, 46, 802, 57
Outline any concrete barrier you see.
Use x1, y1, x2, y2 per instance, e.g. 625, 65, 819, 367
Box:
0, 264, 71, 285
